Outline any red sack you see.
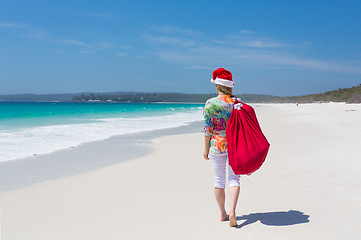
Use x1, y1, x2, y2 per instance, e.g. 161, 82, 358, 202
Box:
226, 100, 270, 175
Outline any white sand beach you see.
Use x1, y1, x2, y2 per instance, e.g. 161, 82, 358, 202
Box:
1, 103, 361, 239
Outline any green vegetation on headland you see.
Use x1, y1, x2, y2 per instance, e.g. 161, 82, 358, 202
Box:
267, 84, 361, 103
71, 92, 280, 103
72, 92, 216, 103
71, 84, 361, 103
1, 84, 360, 103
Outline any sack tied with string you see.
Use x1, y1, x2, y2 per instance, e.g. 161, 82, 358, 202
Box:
226, 100, 270, 175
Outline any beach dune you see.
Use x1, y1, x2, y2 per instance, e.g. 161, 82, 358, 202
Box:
1, 103, 361, 239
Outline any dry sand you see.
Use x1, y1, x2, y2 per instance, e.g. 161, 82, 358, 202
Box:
1, 103, 361, 240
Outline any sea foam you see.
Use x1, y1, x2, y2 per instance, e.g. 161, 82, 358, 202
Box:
0, 109, 203, 162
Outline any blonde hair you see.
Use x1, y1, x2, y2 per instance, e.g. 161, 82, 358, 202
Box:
216, 84, 235, 97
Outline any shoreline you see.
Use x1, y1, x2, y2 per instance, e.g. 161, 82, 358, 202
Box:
0, 121, 203, 192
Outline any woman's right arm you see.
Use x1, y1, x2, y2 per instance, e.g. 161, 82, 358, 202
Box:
203, 135, 212, 160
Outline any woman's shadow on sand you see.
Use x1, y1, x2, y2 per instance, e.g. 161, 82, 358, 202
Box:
235, 210, 309, 229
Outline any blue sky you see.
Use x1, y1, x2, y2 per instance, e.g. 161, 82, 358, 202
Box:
1, 0, 361, 96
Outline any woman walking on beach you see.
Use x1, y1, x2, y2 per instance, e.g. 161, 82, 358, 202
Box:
203, 68, 240, 227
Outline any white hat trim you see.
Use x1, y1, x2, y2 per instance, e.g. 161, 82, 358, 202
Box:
210, 77, 234, 88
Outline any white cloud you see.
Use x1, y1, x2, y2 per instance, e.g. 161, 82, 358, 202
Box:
60, 38, 89, 46
23, 32, 91, 48
80, 50, 96, 54
143, 25, 361, 75
117, 52, 127, 57
143, 35, 195, 47
240, 29, 255, 34
98, 42, 113, 49
22, 31, 46, 40
238, 40, 286, 48
224, 35, 288, 48
0, 21, 27, 28
3, 20, 118, 54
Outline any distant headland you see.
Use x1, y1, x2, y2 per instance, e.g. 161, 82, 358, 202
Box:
1, 84, 360, 103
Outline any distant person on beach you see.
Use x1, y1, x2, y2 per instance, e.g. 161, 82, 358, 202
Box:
203, 68, 240, 227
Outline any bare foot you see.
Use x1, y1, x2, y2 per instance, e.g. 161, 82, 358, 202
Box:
220, 213, 229, 221
229, 213, 237, 227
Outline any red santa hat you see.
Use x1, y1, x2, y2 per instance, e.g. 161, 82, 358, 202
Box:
210, 68, 234, 88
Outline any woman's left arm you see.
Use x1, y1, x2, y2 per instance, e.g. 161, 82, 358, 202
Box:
203, 100, 213, 160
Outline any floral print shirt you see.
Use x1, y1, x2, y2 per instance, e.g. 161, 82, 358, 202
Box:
203, 95, 235, 155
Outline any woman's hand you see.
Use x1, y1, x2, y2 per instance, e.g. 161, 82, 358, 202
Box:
203, 148, 210, 160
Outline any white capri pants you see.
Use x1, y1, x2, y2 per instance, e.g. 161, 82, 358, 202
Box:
210, 154, 240, 189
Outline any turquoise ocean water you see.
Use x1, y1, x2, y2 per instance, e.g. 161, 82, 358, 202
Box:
0, 101, 204, 162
